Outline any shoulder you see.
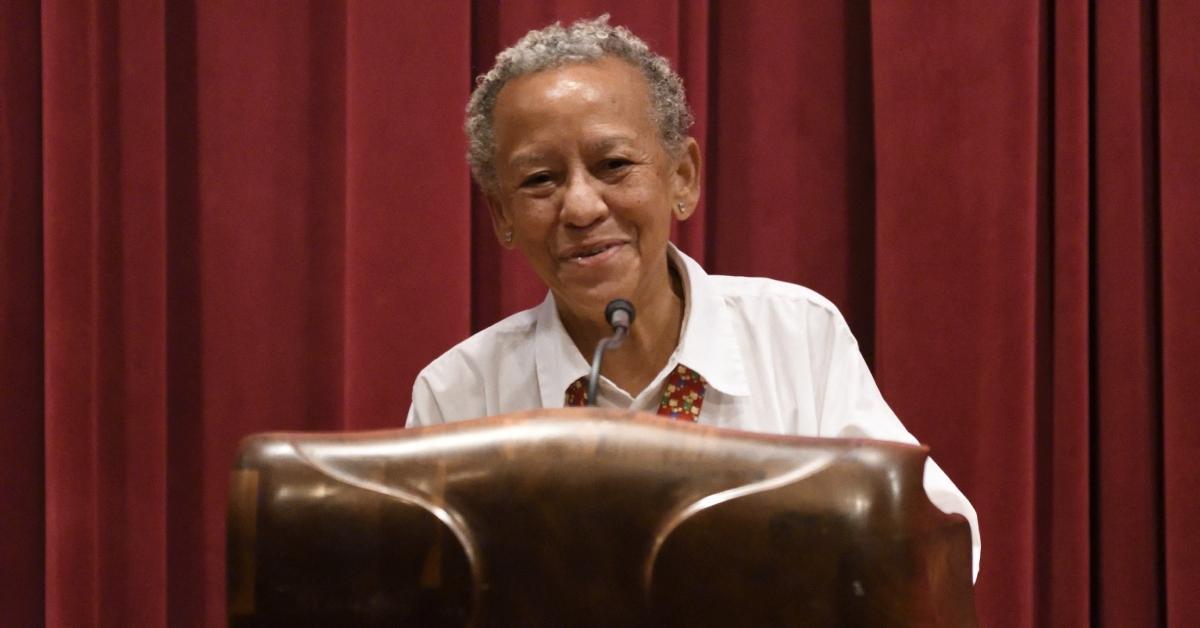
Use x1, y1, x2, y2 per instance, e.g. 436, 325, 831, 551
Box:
417, 306, 539, 385
409, 305, 541, 426
707, 274, 853, 337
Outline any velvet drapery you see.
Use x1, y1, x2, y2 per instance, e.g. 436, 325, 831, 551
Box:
2, 1, 1197, 626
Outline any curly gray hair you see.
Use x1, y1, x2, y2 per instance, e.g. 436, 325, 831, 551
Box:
465, 15, 694, 192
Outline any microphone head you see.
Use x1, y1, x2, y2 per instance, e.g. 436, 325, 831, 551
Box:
604, 298, 635, 329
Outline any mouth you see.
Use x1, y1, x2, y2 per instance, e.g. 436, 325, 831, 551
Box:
561, 241, 626, 265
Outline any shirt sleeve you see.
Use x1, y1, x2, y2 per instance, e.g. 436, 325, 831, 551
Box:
817, 315, 982, 583
405, 370, 445, 428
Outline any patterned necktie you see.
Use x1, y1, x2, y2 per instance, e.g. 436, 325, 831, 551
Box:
564, 364, 707, 422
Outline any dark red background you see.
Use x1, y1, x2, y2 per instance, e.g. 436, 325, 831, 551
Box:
2, 1, 1197, 626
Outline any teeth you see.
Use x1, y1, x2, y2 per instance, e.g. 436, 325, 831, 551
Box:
575, 244, 610, 258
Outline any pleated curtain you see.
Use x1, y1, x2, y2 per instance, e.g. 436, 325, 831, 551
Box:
1, 1, 1197, 626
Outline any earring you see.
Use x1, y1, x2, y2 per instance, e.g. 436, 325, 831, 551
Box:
675, 202, 686, 214
504, 230, 513, 244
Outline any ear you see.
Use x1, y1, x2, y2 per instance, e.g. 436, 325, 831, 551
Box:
670, 137, 702, 220
485, 192, 517, 249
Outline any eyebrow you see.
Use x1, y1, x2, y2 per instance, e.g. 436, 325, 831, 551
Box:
585, 135, 638, 153
508, 153, 551, 170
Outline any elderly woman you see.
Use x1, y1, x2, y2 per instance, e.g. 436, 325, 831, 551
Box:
406, 16, 979, 579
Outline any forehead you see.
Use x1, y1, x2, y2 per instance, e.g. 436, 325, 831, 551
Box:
491, 56, 657, 141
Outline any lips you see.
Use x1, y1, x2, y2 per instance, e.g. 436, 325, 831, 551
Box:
560, 240, 626, 266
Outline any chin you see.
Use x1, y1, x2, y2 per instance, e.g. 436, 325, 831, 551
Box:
559, 283, 635, 317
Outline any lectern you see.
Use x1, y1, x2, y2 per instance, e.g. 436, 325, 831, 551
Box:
227, 409, 976, 626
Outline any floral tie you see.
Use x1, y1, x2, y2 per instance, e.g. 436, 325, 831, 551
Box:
564, 364, 707, 422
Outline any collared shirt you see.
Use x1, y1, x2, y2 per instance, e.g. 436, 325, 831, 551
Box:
407, 245, 981, 579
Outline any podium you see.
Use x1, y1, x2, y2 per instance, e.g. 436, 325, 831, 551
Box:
227, 409, 976, 626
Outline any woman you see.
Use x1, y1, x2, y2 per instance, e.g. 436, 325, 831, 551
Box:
406, 15, 979, 579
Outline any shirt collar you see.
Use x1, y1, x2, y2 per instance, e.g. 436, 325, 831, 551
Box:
668, 244, 751, 397
534, 291, 593, 409
534, 243, 751, 408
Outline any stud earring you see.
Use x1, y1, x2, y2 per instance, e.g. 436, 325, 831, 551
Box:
504, 230, 513, 244
675, 202, 686, 214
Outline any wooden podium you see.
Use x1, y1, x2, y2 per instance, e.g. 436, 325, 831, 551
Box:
227, 409, 977, 626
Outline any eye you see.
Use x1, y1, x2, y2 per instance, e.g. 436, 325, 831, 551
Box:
520, 172, 554, 188
602, 158, 633, 171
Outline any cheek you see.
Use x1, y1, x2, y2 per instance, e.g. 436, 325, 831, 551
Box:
510, 201, 559, 233
609, 176, 671, 217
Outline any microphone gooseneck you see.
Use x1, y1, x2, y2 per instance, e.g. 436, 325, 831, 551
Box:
586, 299, 636, 407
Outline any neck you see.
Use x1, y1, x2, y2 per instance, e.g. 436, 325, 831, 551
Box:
559, 259, 685, 397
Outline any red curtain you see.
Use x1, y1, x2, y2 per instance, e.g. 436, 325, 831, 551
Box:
2, 1, 1197, 626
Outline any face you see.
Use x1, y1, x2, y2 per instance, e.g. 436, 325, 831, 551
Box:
486, 56, 700, 324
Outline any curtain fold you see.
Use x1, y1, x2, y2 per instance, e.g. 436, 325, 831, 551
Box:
39, 1, 169, 625
1157, 1, 1200, 625
2, 1, 1196, 626
1092, 2, 1164, 625
1044, 1, 1091, 626
0, 1, 45, 627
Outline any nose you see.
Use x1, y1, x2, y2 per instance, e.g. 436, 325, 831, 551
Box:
560, 170, 608, 228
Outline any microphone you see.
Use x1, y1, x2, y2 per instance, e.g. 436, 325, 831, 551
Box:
586, 299, 636, 406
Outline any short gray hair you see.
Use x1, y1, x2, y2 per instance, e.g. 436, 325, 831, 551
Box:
465, 15, 694, 192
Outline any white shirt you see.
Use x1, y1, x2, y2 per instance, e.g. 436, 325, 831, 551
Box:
408, 245, 981, 580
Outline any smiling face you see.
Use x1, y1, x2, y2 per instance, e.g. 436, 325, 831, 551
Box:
486, 56, 700, 326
